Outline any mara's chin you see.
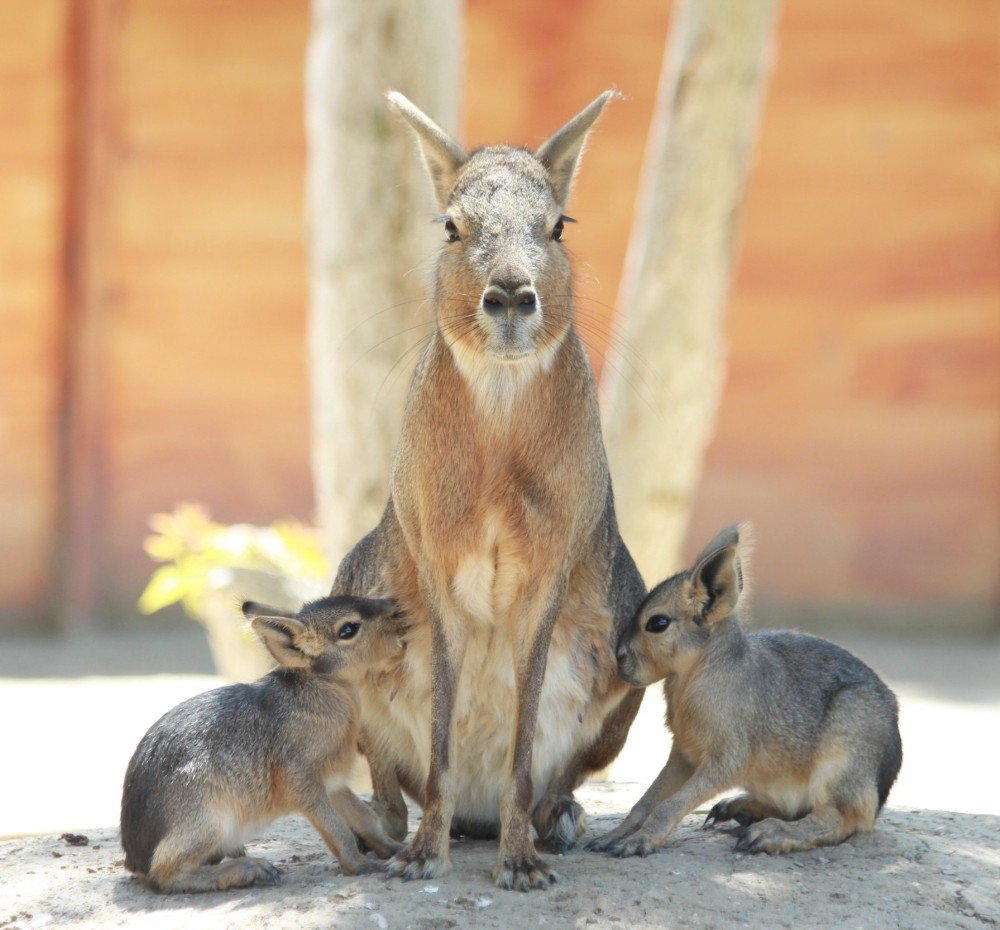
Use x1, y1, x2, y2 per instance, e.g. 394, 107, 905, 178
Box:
485, 347, 536, 363
617, 664, 651, 689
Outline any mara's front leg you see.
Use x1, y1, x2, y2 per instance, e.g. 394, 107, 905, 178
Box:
585, 743, 694, 852
494, 576, 568, 892
594, 755, 739, 858
387, 588, 466, 881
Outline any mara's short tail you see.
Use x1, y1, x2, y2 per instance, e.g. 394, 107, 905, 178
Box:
876, 723, 903, 811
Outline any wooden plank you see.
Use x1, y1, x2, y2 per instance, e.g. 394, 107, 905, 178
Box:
686, 0, 1000, 624
0, 0, 69, 630
1, 0, 994, 630
51, 0, 122, 629
99, 0, 311, 611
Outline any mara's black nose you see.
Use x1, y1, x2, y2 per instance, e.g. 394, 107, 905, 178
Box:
615, 641, 629, 664
482, 284, 538, 316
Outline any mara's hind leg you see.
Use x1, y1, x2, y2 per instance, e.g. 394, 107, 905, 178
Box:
148, 831, 280, 893
205, 845, 247, 865
703, 793, 784, 829
360, 733, 409, 842
535, 686, 644, 853
300, 787, 380, 876
735, 794, 877, 854
535, 530, 646, 855
330, 788, 404, 859
736, 695, 884, 855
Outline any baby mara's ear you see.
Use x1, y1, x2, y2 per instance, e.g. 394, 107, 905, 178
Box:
364, 597, 411, 649
252, 616, 317, 668
241, 600, 298, 621
353, 596, 408, 630
243, 601, 315, 669
365, 596, 400, 618
690, 524, 750, 626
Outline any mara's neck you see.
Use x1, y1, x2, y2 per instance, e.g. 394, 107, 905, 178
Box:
663, 615, 749, 702
275, 665, 360, 702
430, 326, 592, 425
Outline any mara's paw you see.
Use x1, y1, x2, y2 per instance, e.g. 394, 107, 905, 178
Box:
368, 797, 409, 843
370, 837, 405, 860
584, 821, 638, 854
493, 851, 557, 892
704, 796, 754, 830
534, 795, 587, 854
240, 857, 283, 886
386, 838, 450, 882
340, 855, 384, 876
604, 828, 662, 859
734, 818, 809, 855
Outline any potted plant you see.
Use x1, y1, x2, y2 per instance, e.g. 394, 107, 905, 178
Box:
139, 503, 330, 681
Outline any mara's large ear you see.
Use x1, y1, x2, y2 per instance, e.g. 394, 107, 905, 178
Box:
241, 601, 297, 621
691, 544, 743, 627
247, 613, 312, 669
694, 524, 743, 565
386, 91, 468, 211
367, 596, 400, 618
535, 89, 619, 208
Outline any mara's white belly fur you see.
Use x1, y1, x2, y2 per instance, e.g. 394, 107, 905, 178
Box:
376, 626, 608, 822
363, 526, 616, 823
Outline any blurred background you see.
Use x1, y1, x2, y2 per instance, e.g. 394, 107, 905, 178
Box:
0, 0, 997, 836
2, 0, 996, 637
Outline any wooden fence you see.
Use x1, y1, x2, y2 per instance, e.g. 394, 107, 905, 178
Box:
0, 0, 996, 631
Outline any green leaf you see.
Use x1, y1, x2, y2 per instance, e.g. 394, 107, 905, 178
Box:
138, 566, 185, 615
139, 503, 331, 621
143, 532, 184, 561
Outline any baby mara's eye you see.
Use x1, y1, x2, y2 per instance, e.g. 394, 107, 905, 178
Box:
338, 622, 360, 640
444, 219, 460, 242
645, 614, 672, 633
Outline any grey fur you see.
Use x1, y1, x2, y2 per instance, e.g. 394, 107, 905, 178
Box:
120, 595, 405, 892
589, 523, 902, 858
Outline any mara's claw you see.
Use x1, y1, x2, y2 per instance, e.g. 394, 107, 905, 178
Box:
734, 829, 764, 854
386, 840, 449, 882
534, 795, 587, 854
704, 798, 739, 829
251, 859, 283, 885
606, 832, 659, 859
493, 852, 557, 892
585, 824, 635, 853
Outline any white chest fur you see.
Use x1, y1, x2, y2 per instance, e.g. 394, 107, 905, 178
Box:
450, 512, 529, 626
447, 334, 559, 421
363, 589, 617, 823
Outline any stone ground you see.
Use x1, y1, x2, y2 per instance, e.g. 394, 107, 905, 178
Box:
1, 625, 998, 928
2, 800, 998, 930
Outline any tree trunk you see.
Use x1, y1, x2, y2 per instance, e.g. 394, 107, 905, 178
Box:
306, 0, 462, 564
602, 0, 780, 582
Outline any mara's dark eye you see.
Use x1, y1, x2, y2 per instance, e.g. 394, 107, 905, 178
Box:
552, 219, 564, 242
645, 614, 672, 633
338, 622, 360, 640
444, 219, 460, 242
